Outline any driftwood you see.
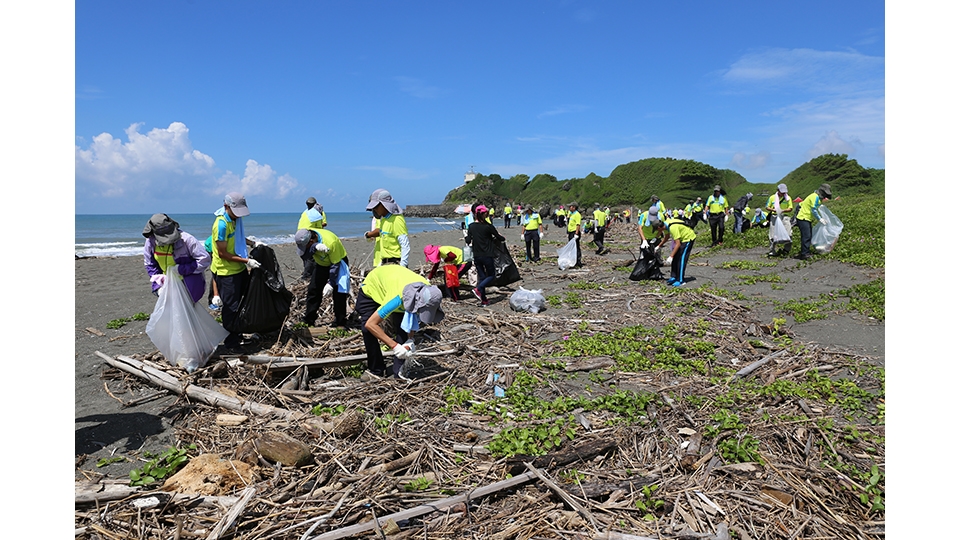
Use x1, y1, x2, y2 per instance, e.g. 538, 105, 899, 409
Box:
732, 349, 787, 380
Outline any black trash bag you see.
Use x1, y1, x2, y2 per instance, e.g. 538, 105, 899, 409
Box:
492, 241, 521, 287
629, 243, 665, 281
226, 245, 293, 334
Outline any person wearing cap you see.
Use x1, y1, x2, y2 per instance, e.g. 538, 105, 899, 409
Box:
652, 215, 697, 287
690, 197, 705, 228
424, 244, 470, 300
554, 205, 566, 228
650, 195, 667, 217
765, 183, 794, 257
297, 197, 327, 281
705, 185, 729, 247
623, 207, 631, 224
211, 192, 262, 349
295, 228, 350, 327
502, 202, 513, 228
521, 206, 544, 262
465, 204, 507, 306
752, 207, 768, 228
356, 264, 445, 378
732, 193, 754, 234
143, 214, 211, 304
794, 183, 833, 260
637, 205, 665, 251
364, 189, 410, 267
592, 203, 609, 255
564, 202, 583, 268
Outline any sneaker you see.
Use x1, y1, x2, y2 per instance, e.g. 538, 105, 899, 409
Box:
672, 280, 685, 287
208, 303, 221, 311
666, 277, 677, 284
480, 300, 490, 307
766, 251, 776, 257
471, 288, 482, 301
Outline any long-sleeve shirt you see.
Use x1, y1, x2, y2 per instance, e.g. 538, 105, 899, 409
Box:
143, 231, 210, 301
466, 221, 505, 258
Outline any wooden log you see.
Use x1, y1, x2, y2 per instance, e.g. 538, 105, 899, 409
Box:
524, 462, 599, 532
732, 349, 787, 380
95, 352, 305, 422
680, 432, 703, 471
307, 470, 538, 540
254, 431, 314, 467
507, 437, 618, 474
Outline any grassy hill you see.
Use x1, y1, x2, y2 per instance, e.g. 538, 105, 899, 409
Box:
441, 154, 883, 211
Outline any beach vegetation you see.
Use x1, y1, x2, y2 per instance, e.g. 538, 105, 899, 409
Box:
132, 312, 150, 321
633, 483, 666, 520
129, 444, 196, 487
311, 404, 345, 416
107, 318, 130, 330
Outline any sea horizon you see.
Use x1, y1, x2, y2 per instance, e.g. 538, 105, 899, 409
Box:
75, 212, 462, 258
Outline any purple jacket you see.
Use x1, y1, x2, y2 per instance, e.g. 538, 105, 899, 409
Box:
144, 231, 211, 303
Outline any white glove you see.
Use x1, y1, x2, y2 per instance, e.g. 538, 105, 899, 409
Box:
322, 283, 333, 298
724, 214, 729, 222
246, 259, 261, 270
640, 240, 649, 249
211, 295, 222, 307
539, 232, 544, 239
150, 274, 166, 287
314, 242, 329, 253
402, 339, 416, 355
665, 256, 673, 265
393, 343, 413, 360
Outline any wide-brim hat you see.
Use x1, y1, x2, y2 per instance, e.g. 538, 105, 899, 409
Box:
423, 245, 441, 264
142, 213, 181, 246
402, 282, 445, 324
365, 189, 401, 214
818, 183, 832, 198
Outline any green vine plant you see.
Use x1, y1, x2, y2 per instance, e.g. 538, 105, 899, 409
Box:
129, 444, 196, 487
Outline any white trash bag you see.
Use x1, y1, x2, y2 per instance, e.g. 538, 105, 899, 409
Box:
557, 238, 578, 270
771, 216, 791, 243
812, 206, 844, 253
509, 287, 547, 313
146, 275, 229, 373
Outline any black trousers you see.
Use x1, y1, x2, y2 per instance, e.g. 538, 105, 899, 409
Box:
214, 271, 249, 347
567, 231, 582, 266
303, 257, 349, 326
796, 218, 813, 257
708, 213, 725, 244
356, 290, 407, 377
524, 229, 540, 261
593, 226, 606, 254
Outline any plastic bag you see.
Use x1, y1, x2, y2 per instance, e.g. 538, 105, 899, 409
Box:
629, 244, 664, 281
492, 241, 521, 287
771, 216, 791, 243
146, 275, 228, 373
557, 238, 577, 270
226, 245, 293, 334
461, 244, 473, 263
812, 206, 844, 253
509, 287, 547, 313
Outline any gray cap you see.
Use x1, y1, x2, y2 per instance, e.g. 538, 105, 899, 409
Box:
142, 213, 181, 246
366, 189, 401, 214
224, 192, 250, 217
306, 196, 317, 205
713, 185, 721, 192
778, 183, 788, 193
294, 228, 316, 257
818, 183, 832, 198
401, 282, 445, 324
649, 205, 659, 215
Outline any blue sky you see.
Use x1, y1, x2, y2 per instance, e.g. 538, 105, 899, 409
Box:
73, 1, 885, 214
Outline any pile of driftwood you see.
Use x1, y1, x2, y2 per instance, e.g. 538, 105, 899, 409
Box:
76, 224, 885, 539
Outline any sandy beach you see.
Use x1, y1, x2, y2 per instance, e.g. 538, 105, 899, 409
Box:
76, 221, 884, 480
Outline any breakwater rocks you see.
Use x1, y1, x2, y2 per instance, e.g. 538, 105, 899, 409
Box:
403, 204, 460, 218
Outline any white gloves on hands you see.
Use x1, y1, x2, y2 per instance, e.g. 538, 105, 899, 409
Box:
640, 240, 649, 249
314, 242, 329, 253
539, 232, 544, 239
665, 256, 673, 265
211, 295, 222, 307
393, 343, 414, 360
322, 283, 334, 298
150, 274, 166, 287
402, 339, 416, 356
246, 259, 261, 270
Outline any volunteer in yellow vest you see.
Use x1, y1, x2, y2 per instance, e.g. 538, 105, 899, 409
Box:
566, 202, 583, 268
143, 213, 210, 303
623, 207, 631, 224
637, 205, 664, 251
503, 203, 513, 228
364, 189, 410, 267
653, 215, 697, 287
794, 183, 833, 260
690, 197, 705, 228
211, 192, 262, 349
555, 205, 566, 228
705, 185, 729, 247
765, 183, 794, 257
356, 264, 445, 379
521, 206, 544, 262
295, 227, 350, 327
297, 196, 327, 280
592, 203, 609, 255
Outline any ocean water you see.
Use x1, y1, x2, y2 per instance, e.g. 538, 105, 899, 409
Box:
75, 212, 461, 258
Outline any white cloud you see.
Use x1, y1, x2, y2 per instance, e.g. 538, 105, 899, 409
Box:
76, 122, 298, 205
729, 151, 770, 170
395, 76, 443, 99
806, 130, 857, 160
721, 47, 884, 95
